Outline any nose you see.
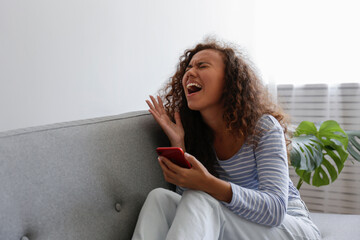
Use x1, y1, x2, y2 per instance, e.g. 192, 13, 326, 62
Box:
184, 67, 197, 82
187, 67, 197, 76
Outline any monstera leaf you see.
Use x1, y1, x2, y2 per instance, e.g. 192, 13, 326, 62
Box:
346, 131, 360, 162
290, 135, 323, 171
290, 120, 348, 189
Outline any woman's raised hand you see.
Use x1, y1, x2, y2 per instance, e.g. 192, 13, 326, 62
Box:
146, 95, 185, 150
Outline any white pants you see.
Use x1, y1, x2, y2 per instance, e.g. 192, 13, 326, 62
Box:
132, 188, 321, 240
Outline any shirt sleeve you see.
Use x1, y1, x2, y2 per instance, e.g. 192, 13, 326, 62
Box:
222, 116, 289, 227
176, 185, 186, 195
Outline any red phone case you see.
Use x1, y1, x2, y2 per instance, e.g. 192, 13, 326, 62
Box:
156, 147, 192, 169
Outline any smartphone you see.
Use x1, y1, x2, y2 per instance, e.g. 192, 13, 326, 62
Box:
156, 147, 192, 169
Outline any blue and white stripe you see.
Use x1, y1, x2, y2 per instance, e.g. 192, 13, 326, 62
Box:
177, 114, 300, 227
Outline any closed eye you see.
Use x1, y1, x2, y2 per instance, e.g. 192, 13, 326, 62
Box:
185, 65, 192, 72
185, 62, 209, 72
198, 62, 209, 68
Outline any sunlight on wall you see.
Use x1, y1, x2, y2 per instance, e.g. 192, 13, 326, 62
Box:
253, 0, 360, 85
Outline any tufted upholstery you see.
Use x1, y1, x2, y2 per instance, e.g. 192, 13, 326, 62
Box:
1, 110, 359, 239
0, 111, 172, 240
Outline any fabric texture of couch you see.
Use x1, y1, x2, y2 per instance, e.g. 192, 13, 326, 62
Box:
1, 110, 359, 240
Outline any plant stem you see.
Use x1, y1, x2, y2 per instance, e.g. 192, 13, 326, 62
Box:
297, 178, 303, 190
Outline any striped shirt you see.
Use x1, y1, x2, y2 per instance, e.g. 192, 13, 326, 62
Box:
176, 114, 300, 227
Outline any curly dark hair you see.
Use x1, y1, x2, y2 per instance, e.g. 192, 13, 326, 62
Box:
160, 38, 289, 176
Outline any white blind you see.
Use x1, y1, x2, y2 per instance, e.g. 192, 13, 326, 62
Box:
277, 83, 360, 214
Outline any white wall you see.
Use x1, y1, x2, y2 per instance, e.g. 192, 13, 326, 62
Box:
0, 0, 256, 132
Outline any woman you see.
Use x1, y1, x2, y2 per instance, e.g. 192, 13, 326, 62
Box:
132, 39, 321, 239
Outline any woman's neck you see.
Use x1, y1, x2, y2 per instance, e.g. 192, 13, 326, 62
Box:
200, 107, 226, 135
213, 132, 244, 160
200, 109, 244, 160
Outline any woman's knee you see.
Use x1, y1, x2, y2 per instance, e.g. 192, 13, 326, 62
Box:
183, 189, 212, 199
146, 188, 180, 204
182, 190, 220, 206
148, 187, 168, 197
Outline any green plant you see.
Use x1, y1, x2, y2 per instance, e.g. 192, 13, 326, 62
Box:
290, 120, 360, 190
347, 131, 360, 162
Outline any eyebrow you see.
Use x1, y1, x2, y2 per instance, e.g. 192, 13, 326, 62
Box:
186, 61, 210, 68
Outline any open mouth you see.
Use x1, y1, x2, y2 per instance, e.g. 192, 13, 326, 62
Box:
187, 82, 202, 94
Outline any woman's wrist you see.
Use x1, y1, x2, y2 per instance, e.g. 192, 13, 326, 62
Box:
204, 175, 233, 203
171, 141, 185, 152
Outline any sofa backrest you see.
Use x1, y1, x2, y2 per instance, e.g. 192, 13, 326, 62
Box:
0, 111, 172, 240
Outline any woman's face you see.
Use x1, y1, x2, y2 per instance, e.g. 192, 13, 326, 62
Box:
182, 49, 226, 113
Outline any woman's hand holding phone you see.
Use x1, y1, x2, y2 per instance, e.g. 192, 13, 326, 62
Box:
157, 149, 233, 203
146, 95, 185, 150
157, 149, 213, 192
156, 147, 191, 169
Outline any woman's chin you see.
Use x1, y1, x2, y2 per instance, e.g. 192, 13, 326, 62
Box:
187, 102, 202, 111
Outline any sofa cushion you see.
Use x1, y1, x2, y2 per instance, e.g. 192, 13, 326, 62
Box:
310, 212, 360, 240
0, 111, 172, 240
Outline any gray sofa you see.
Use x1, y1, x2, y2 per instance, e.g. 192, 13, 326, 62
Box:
1, 111, 359, 240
